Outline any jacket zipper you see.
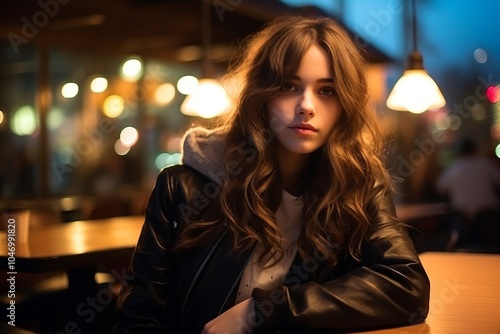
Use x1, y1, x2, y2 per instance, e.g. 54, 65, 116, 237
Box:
179, 231, 227, 318
218, 242, 259, 315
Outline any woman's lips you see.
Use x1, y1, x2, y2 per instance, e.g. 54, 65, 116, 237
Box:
289, 123, 318, 135
289, 127, 317, 135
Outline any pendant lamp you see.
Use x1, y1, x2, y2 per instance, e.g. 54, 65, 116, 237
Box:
386, 0, 445, 114
180, 0, 229, 119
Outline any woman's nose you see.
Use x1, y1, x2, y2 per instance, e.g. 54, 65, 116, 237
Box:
296, 91, 316, 116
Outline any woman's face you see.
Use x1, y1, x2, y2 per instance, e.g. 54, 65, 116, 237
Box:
267, 44, 342, 157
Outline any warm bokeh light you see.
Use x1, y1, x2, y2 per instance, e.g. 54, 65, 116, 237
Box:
102, 95, 124, 118
61, 82, 79, 98
0, 110, 4, 125
115, 139, 131, 156
155, 152, 181, 170
47, 107, 65, 130
120, 126, 139, 147
181, 78, 230, 118
121, 58, 143, 81
486, 85, 500, 103
474, 48, 488, 64
11, 105, 37, 136
90, 77, 108, 93
155, 83, 176, 105
177, 75, 198, 95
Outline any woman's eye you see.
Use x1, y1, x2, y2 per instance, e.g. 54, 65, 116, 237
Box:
281, 83, 297, 92
319, 87, 336, 96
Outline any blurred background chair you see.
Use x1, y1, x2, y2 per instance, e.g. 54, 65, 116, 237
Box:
447, 208, 500, 253
405, 211, 453, 253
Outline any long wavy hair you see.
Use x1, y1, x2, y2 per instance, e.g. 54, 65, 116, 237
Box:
176, 15, 395, 266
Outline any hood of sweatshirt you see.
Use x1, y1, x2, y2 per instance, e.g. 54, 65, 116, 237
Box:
181, 127, 226, 185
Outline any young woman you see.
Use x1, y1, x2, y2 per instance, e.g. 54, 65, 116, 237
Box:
113, 15, 430, 334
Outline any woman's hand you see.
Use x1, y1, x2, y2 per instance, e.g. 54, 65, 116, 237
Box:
201, 298, 255, 334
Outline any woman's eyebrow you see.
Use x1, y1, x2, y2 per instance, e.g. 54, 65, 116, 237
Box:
292, 75, 334, 83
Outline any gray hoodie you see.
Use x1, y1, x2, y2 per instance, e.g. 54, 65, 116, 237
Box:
181, 126, 226, 185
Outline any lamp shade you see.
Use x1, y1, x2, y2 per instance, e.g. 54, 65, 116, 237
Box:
386, 69, 446, 114
180, 78, 230, 118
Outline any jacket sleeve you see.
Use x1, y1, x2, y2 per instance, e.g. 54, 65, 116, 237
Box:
252, 189, 431, 333
112, 169, 177, 334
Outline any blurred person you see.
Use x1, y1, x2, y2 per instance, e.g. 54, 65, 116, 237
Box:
437, 137, 500, 250
113, 15, 430, 334
437, 137, 500, 219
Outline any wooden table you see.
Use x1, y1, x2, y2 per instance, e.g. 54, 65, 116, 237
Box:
1, 215, 144, 290
355, 251, 500, 334
1, 215, 144, 271
1, 215, 145, 332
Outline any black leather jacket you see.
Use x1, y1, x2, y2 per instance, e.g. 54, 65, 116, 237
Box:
113, 165, 430, 333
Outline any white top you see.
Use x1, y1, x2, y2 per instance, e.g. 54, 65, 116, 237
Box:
234, 190, 303, 304
437, 156, 500, 217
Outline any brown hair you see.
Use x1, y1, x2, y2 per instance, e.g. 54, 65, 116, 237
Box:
176, 15, 395, 266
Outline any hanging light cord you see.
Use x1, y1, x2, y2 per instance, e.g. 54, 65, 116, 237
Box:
411, 0, 417, 52
407, 0, 424, 70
